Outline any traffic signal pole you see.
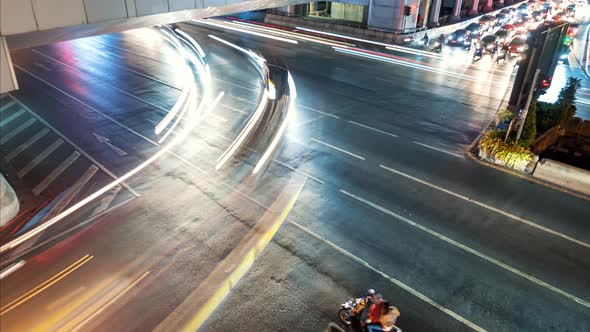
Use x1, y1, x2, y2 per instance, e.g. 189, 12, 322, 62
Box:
516, 69, 541, 144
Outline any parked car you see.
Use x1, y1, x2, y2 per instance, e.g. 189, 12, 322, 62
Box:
447, 29, 472, 46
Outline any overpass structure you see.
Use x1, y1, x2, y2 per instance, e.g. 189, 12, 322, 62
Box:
1, 0, 506, 93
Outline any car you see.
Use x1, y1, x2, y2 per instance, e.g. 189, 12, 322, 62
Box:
531, 10, 545, 21
507, 36, 528, 55
518, 3, 530, 14
447, 29, 472, 46
500, 8, 512, 16
465, 22, 483, 36
480, 35, 500, 52
502, 24, 515, 32
479, 15, 497, 29
495, 29, 510, 44
512, 20, 527, 33
552, 14, 565, 23
495, 13, 508, 25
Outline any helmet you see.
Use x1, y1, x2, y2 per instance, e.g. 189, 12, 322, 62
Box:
368, 289, 376, 295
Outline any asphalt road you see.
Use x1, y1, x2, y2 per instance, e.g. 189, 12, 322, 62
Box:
0, 14, 589, 332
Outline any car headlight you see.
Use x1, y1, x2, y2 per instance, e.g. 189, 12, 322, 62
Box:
517, 46, 524, 51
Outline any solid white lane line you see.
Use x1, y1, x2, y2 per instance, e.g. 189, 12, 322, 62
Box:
4, 128, 50, 163
0, 109, 25, 127
273, 159, 325, 184
0, 118, 36, 145
0, 261, 25, 280
311, 138, 366, 160
44, 165, 99, 217
220, 103, 248, 115
413, 141, 465, 159
90, 185, 122, 216
17, 139, 64, 178
348, 120, 399, 138
10, 70, 141, 197
33, 151, 81, 196
299, 104, 340, 118
378, 164, 590, 249
60, 45, 181, 90
339, 189, 590, 310
289, 220, 487, 332
0, 100, 16, 112
32, 49, 173, 115
11, 70, 272, 214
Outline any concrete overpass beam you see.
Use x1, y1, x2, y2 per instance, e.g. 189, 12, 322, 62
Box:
0, 37, 18, 94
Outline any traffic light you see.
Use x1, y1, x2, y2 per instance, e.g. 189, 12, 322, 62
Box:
563, 35, 572, 46
404, 6, 412, 16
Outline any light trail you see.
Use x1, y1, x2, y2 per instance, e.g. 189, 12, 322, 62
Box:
225, 20, 357, 47
296, 26, 440, 57
192, 19, 298, 44
332, 46, 503, 86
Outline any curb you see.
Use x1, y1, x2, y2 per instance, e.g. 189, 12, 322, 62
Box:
154, 179, 305, 332
465, 136, 590, 202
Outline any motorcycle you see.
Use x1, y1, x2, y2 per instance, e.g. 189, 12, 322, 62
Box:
473, 48, 483, 62
432, 41, 443, 53
338, 298, 403, 332
338, 297, 362, 325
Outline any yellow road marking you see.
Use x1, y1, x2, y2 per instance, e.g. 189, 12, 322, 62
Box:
0, 255, 93, 316
177, 180, 305, 332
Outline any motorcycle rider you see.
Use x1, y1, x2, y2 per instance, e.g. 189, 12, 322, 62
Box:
350, 289, 379, 331
421, 33, 429, 48
433, 34, 445, 52
497, 44, 509, 63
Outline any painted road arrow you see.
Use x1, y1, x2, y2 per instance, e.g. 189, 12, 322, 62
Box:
92, 133, 128, 157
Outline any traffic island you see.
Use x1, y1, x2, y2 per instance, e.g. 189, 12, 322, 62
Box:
469, 77, 590, 199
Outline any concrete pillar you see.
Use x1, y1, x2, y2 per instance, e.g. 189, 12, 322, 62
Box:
0, 37, 18, 94
367, 0, 406, 31
429, 0, 443, 26
469, 0, 480, 15
450, 0, 463, 22
418, 0, 432, 27
484, 0, 493, 11
497, 0, 505, 7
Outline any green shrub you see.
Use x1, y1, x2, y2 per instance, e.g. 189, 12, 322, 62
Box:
535, 77, 581, 134
479, 130, 533, 167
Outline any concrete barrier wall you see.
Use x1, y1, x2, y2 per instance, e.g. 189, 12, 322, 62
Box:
533, 159, 590, 196
1, 173, 19, 227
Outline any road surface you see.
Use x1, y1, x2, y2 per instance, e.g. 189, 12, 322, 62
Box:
0, 16, 589, 332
